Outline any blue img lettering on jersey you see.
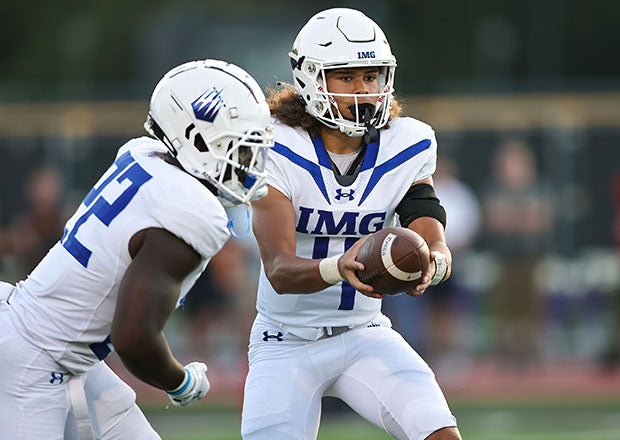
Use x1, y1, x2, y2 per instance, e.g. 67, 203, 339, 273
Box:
192, 88, 224, 122
61, 151, 152, 268
296, 207, 385, 235
298, 208, 385, 310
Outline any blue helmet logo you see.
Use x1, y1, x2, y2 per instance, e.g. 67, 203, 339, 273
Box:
192, 88, 224, 122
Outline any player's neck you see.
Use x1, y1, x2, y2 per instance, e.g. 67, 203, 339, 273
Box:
321, 129, 364, 154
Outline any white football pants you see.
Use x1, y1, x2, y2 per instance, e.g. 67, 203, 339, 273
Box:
0, 300, 160, 440
241, 313, 457, 440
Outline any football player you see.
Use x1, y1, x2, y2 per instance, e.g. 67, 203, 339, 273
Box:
242, 8, 462, 440
0, 59, 273, 439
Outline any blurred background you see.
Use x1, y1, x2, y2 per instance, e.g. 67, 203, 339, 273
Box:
1, 0, 620, 438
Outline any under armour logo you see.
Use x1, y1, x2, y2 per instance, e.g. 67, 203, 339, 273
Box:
49, 372, 65, 384
262, 331, 283, 342
335, 189, 355, 201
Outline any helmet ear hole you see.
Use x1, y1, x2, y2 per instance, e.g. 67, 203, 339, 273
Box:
194, 133, 208, 152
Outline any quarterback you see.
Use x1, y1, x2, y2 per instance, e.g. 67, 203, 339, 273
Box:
0, 59, 273, 439
242, 8, 462, 440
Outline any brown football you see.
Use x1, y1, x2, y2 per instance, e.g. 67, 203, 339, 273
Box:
355, 227, 430, 295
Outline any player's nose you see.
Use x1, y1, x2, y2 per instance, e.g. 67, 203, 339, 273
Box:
351, 76, 370, 94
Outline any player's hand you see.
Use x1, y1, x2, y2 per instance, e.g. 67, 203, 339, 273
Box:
166, 362, 210, 407
338, 236, 379, 298
406, 251, 447, 297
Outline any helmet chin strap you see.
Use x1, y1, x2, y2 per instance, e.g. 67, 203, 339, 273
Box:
348, 103, 378, 144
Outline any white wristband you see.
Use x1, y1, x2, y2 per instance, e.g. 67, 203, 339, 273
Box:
319, 254, 345, 285
430, 252, 448, 286
167, 369, 190, 395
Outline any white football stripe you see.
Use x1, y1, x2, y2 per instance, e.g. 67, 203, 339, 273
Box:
381, 233, 422, 282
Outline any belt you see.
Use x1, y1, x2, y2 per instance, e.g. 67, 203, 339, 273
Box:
320, 326, 351, 338
255, 313, 390, 342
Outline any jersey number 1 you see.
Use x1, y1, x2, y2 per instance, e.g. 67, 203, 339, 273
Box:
313, 236, 359, 310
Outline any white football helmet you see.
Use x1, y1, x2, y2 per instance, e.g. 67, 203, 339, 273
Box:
289, 8, 396, 138
145, 59, 273, 206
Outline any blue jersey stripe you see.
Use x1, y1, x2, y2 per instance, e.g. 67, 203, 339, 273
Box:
358, 139, 432, 205
313, 133, 380, 173
312, 236, 330, 259
311, 136, 333, 169
273, 142, 331, 204
338, 236, 360, 310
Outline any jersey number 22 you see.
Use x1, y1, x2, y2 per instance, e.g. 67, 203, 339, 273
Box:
62, 151, 152, 268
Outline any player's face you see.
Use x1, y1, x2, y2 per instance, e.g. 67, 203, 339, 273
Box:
325, 67, 380, 120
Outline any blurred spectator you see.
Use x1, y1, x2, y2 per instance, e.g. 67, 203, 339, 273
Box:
382, 155, 482, 370
427, 156, 482, 368
481, 139, 555, 368
0, 205, 8, 273
434, 156, 482, 252
181, 244, 237, 357
600, 170, 620, 370
614, 170, 620, 257
181, 206, 262, 367
8, 166, 66, 278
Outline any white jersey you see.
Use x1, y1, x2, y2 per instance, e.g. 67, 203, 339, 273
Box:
8, 137, 230, 374
256, 117, 437, 327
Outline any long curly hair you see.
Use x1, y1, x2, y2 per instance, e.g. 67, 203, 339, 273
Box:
266, 87, 403, 137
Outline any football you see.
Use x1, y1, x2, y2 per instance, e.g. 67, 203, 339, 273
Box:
355, 227, 430, 295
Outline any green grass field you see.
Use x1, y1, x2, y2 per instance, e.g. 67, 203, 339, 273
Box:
144, 399, 620, 439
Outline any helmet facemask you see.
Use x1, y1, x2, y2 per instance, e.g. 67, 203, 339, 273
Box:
303, 62, 394, 140
196, 128, 272, 208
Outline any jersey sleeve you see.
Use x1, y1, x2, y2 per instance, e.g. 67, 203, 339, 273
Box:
411, 119, 438, 183
265, 152, 293, 199
415, 130, 437, 182
147, 173, 230, 260
266, 121, 297, 199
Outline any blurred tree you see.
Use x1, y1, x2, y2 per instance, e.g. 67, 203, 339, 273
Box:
0, 0, 618, 100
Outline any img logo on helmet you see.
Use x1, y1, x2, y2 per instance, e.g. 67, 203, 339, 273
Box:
192, 88, 224, 122
357, 51, 376, 59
